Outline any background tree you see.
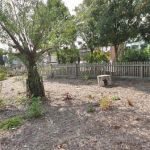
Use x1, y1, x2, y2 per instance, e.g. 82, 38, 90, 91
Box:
138, 0, 150, 43
0, 0, 70, 98
75, 0, 143, 60
75, 0, 98, 54
57, 47, 79, 64
93, 0, 139, 59
50, 16, 78, 63
83, 50, 109, 63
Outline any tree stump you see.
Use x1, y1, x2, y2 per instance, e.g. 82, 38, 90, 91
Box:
97, 75, 112, 87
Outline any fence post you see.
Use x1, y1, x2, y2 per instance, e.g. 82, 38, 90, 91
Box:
75, 63, 79, 78
140, 63, 143, 78
104, 64, 106, 74
50, 64, 54, 78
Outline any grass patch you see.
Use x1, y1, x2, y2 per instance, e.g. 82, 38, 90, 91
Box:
100, 97, 112, 110
0, 67, 7, 81
0, 99, 5, 109
15, 96, 28, 106
87, 104, 95, 113
26, 97, 43, 119
0, 116, 24, 130
111, 96, 121, 101
0, 97, 44, 130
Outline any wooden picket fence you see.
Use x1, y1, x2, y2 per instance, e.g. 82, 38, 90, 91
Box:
50, 62, 150, 79
1, 62, 150, 79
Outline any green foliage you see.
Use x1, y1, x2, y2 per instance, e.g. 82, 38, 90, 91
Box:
100, 97, 112, 110
26, 97, 43, 119
15, 96, 28, 106
87, 104, 95, 113
120, 48, 150, 62
75, 0, 98, 51
0, 67, 7, 81
0, 49, 5, 65
81, 73, 91, 80
0, 0, 73, 97
0, 99, 5, 109
84, 50, 109, 63
111, 96, 121, 101
57, 48, 79, 64
0, 116, 24, 130
76, 0, 150, 59
138, 1, 150, 42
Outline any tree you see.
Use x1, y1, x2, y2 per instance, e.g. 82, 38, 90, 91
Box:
94, 0, 140, 59
138, 0, 150, 43
76, 0, 142, 60
57, 47, 79, 64
0, 0, 70, 98
75, 0, 98, 54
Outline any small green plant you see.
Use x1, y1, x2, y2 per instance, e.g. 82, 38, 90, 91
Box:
0, 99, 5, 109
0, 116, 24, 130
0, 67, 7, 81
82, 73, 90, 80
100, 97, 112, 110
26, 97, 43, 119
15, 96, 28, 105
111, 96, 121, 101
87, 104, 95, 113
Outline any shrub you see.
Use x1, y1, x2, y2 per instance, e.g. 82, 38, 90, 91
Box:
0, 116, 24, 130
120, 48, 150, 62
83, 50, 109, 63
26, 97, 43, 119
100, 97, 112, 110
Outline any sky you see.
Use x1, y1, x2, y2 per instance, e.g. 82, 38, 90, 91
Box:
62, 0, 83, 15
0, 0, 83, 49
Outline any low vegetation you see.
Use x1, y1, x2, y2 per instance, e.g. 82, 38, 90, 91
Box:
26, 97, 44, 119
111, 96, 121, 101
81, 72, 92, 80
100, 97, 112, 110
86, 104, 95, 113
0, 99, 5, 109
0, 96, 44, 131
0, 67, 7, 81
0, 116, 24, 130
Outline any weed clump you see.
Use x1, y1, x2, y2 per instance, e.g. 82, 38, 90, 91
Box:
100, 97, 112, 110
111, 96, 121, 101
26, 97, 43, 119
87, 104, 95, 113
0, 116, 24, 130
0, 99, 5, 109
0, 67, 7, 81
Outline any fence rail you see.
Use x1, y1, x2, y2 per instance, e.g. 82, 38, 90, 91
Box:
1, 62, 150, 79
51, 62, 150, 79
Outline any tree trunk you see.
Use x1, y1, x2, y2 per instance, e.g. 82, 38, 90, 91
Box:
114, 44, 119, 61
89, 48, 94, 63
26, 62, 45, 98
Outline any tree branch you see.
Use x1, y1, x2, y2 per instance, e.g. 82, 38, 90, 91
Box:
0, 22, 25, 54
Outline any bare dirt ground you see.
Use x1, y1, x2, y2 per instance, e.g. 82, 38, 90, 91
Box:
0, 77, 150, 150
